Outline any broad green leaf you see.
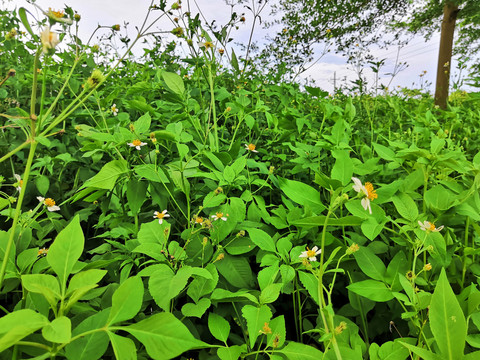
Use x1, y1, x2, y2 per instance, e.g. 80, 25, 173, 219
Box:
361, 216, 387, 240
215, 253, 255, 288
66, 269, 107, 296
0, 310, 49, 352
162, 71, 185, 96
274, 341, 324, 359
108, 332, 137, 360
278, 177, 325, 213
108, 276, 144, 325
257, 264, 280, 290
80, 160, 128, 190
42, 316, 71, 343
430, 268, 467, 359
122, 312, 207, 359
210, 289, 259, 304
259, 284, 283, 304
208, 312, 230, 343
47, 215, 84, 291
246, 228, 276, 252
392, 193, 418, 222
224, 165, 236, 183
134, 164, 170, 183
126, 178, 147, 215
347, 280, 394, 302
291, 215, 363, 227
266, 316, 286, 349
134, 113, 151, 134
331, 150, 353, 185
21, 274, 60, 308
374, 340, 410, 360
241, 305, 272, 348
353, 246, 386, 281
425, 185, 457, 211
217, 345, 245, 360
137, 220, 170, 246
181, 298, 211, 318
65, 310, 110, 360
35, 175, 50, 196
373, 143, 396, 161
399, 342, 443, 360
187, 264, 219, 303
298, 271, 319, 305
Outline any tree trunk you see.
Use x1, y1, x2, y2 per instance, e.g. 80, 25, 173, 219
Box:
434, 2, 459, 109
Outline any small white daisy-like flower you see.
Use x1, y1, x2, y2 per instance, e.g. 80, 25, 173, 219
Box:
199, 41, 214, 50
153, 210, 170, 224
14, 174, 23, 192
418, 220, 444, 232
111, 104, 118, 116
127, 139, 147, 150
37, 196, 61, 212
351, 177, 377, 214
245, 143, 258, 153
211, 212, 228, 221
40, 27, 60, 53
299, 246, 321, 262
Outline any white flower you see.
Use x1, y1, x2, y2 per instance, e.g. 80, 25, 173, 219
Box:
418, 220, 444, 232
14, 174, 23, 192
299, 246, 321, 262
244, 143, 258, 153
40, 27, 60, 53
211, 212, 228, 221
351, 177, 377, 214
127, 139, 147, 150
37, 196, 61, 212
111, 104, 118, 116
153, 210, 170, 224
199, 41, 214, 50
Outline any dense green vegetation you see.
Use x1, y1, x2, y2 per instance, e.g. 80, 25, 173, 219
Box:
1, 2, 480, 359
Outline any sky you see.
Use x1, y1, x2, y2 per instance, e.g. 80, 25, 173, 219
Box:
6, 0, 466, 94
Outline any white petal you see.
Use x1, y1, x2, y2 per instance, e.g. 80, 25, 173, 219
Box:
37, 196, 45, 203
14, 174, 21, 181
309, 256, 317, 262
299, 251, 308, 258
435, 225, 444, 231
311, 246, 318, 252
361, 198, 372, 214
351, 177, 363, 193
47, 205, 60, 212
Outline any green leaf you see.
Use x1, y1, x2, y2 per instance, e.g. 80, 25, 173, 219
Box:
425, 185, 457, 211
331, 150, 353, 185
162, 71, 185, 96
392, 193, 418, 222
108, 276, 144, 325
108, 332, 137, 360
266, 316, 286, 349
347, 280, 394, 302
361, 216, 387, 240
245, 228, 276, 252
134, 113, 151, 134
65, 310, 110, 360
137, 220, 170, 246
224, 165, 236, 183
122, 312, 207, 359
274, 341, 324, 359
399, 342, 443, 360
126, 178, 147, 215
42, 316, 71, 343
47, 215, 84, 291
80, 160, 128, 190
242, 305, 272, 348
181, 298, 211, 318
210, 289, 259, 304
21, 274, 60, 309
134, 164, 170, 183
373, 143, 396, 161
217, 345, 245, 360
18, 8, 35, 38
35, 175, 50, 196
278, 177, 325, 213
353, 246, 387, 281
215, 253, 255, 288
187, 264, 218, 303
208, 312, 230, 343
66, 269, 107, 296
231, 49, 239, 72
298, 271, 319, 305
429, 268, 467, 359
0, 310, 49, 352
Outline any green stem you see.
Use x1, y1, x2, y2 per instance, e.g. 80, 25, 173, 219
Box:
461, 217, 470, 289
207, 63, 218, 151
0, 140, 30, 163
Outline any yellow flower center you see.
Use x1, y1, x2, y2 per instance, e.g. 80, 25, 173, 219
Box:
132, 139, 142, 146
195, 217, 204, 224
429, 223, 436, 231
44, 198, 56, 207
38, 248, 48, 256
18, 180, 23, 188
306, 248, 316, 257
49, 8, 64, 18
216, 212, 224, 218
364, 182, 378, 200
247, 144, 256, 151
204, 41, 213, 49
156, 212, 166, 219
